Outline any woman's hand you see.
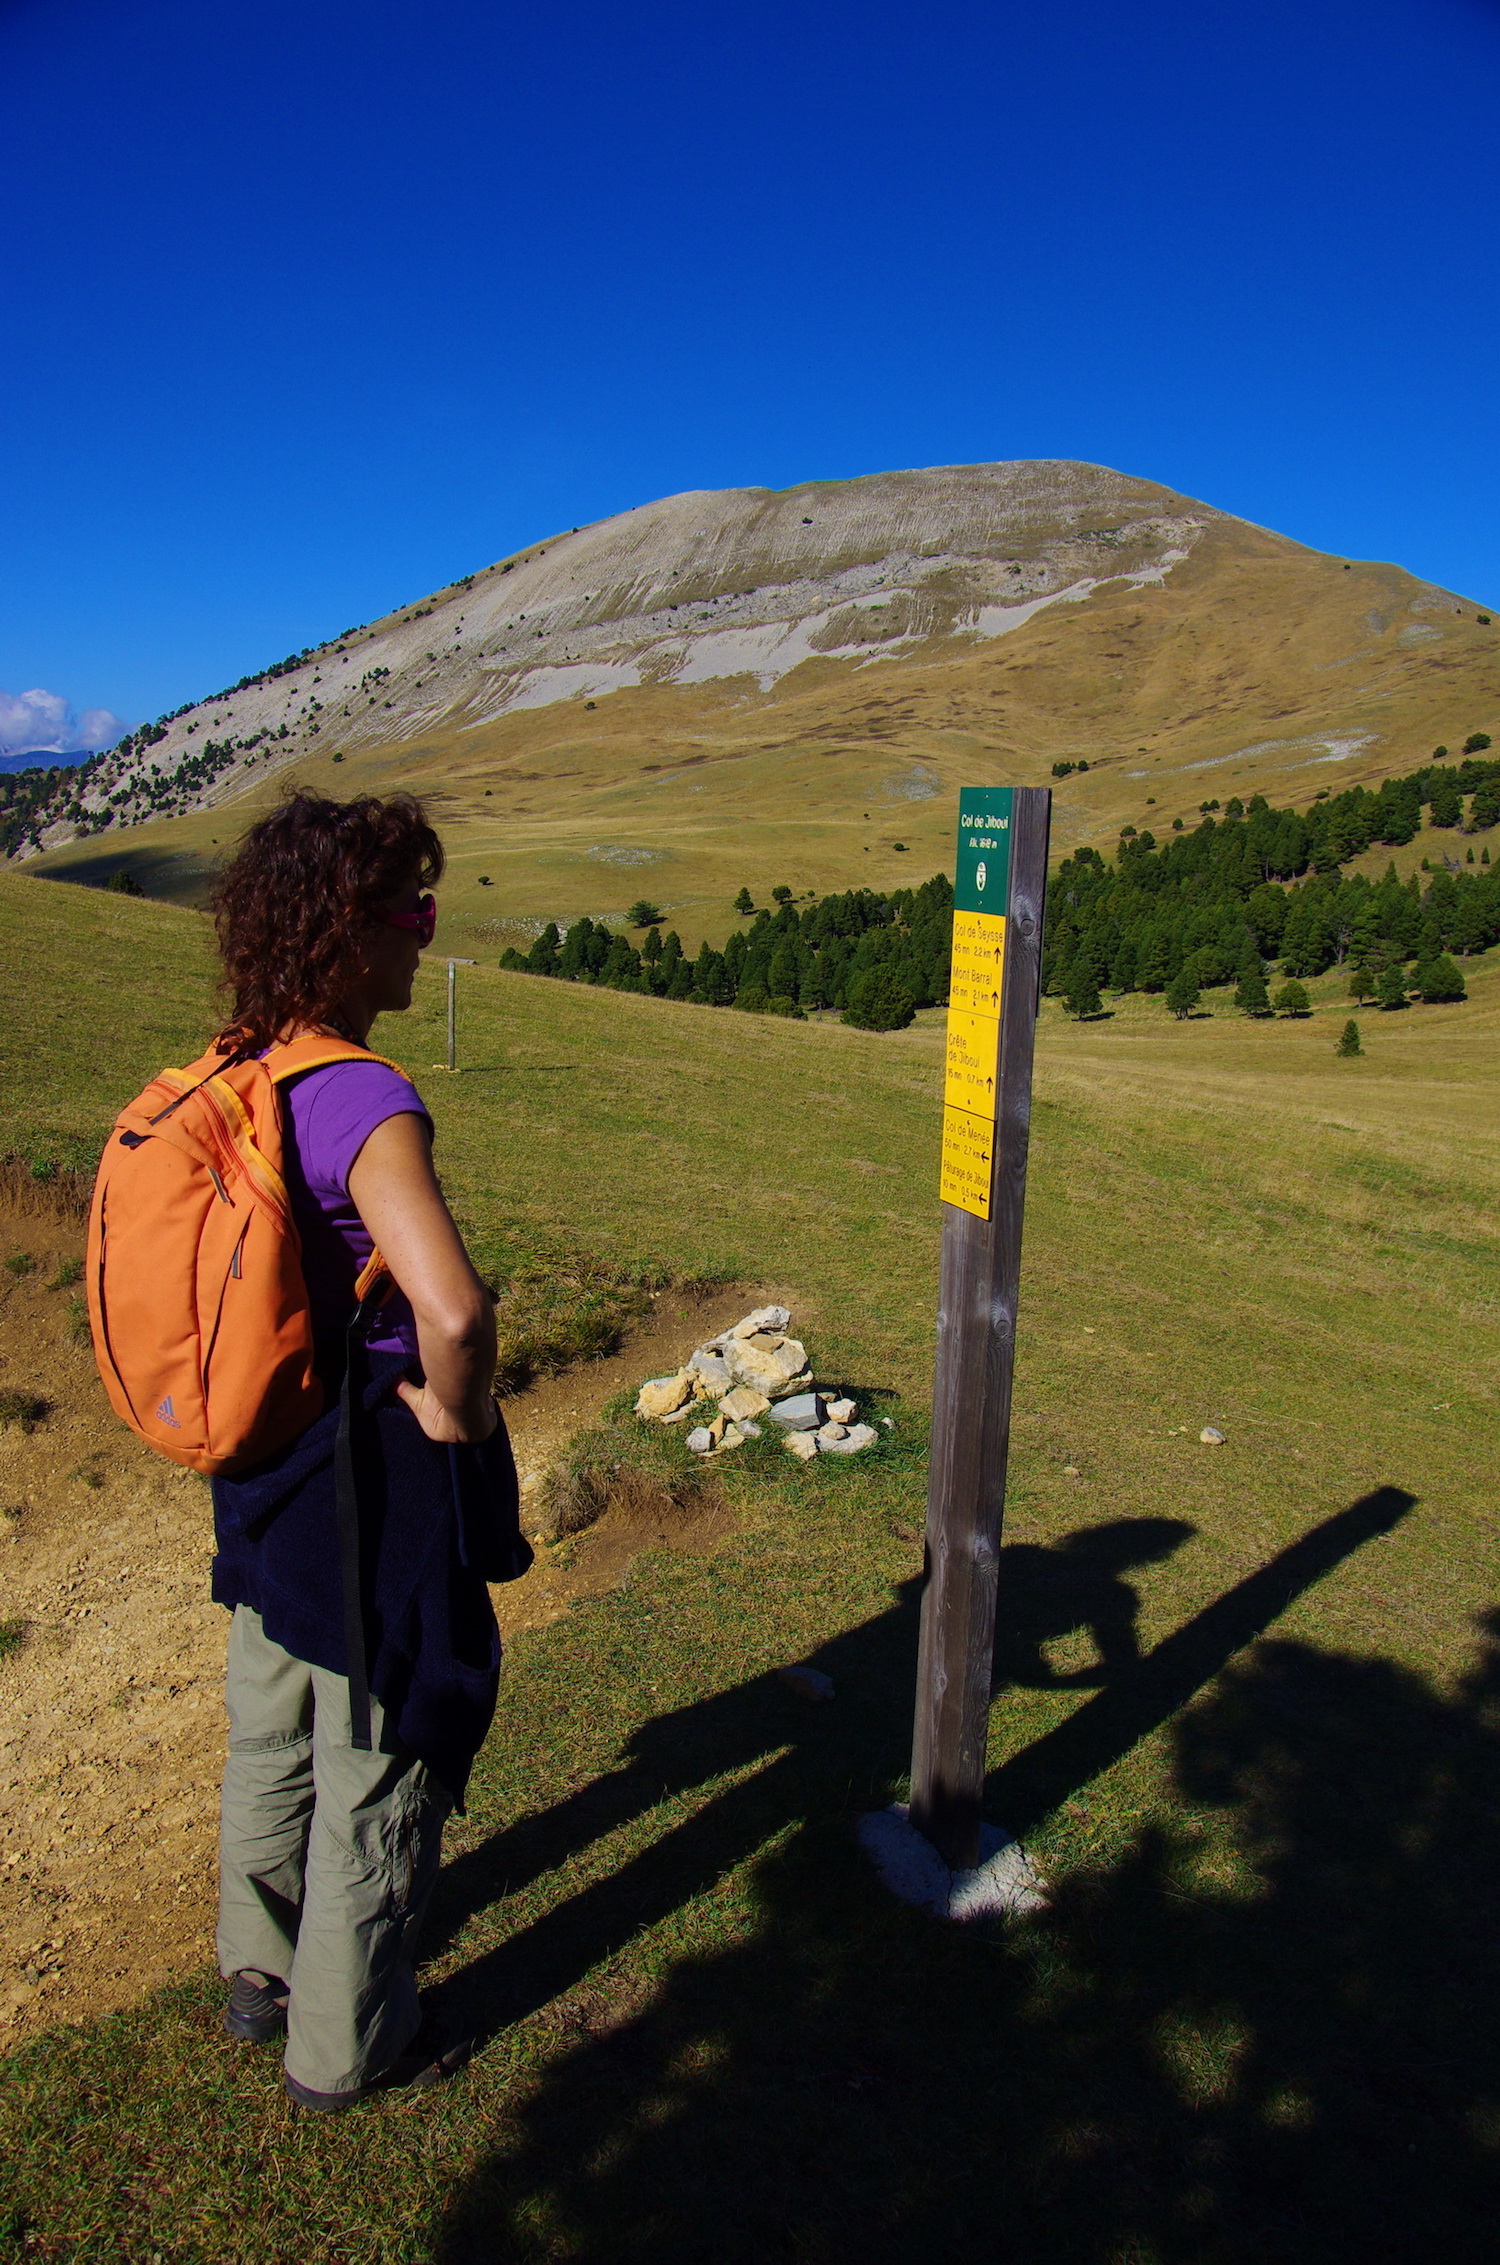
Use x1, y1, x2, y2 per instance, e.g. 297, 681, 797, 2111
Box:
394, 1378, 499, 1445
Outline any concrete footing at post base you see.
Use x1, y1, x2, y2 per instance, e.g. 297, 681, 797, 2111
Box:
857, 1803, 1050, 1921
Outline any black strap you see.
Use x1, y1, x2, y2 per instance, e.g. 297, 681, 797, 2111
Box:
334, 1287, 386, 1752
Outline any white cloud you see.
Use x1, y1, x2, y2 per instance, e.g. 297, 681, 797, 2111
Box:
70, 704, 127, 751
0, 686, 126, 758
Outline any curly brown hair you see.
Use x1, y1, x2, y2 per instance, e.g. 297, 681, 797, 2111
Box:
211, 789, 444, 1050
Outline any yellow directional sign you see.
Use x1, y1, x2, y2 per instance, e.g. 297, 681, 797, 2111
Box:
939, 1104, 995, 1214
943, 1005, 1002, 1121
941, 795, 1016, 1221
948, 909, 1007, 1016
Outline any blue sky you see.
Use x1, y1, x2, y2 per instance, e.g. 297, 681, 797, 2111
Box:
3, 0, 1498, 747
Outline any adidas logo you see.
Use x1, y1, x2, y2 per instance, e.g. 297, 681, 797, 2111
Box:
155, 1395, 181, 1429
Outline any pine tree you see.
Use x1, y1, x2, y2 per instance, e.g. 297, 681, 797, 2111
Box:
1137, 933, 1172, 991
1272, 979, 1311, 1016
1234, 962, 1270, 1016
558, 916, 594, 981
1064, 969, 1103, 1019
1414, 954, 1467, 1003
1109, 936, 1138, 991
657, 930, 684, 992
1165, 966, 1200, 1019
526, 921, 560, 976
733, 887, 754, 915
600, 934, 640, 987
843, 967, 917, 1030
1336, 1018, 1362, 1057
1278, 895, 1319, 975
798, 956, 828, 1012
1347, 960, 1375, 1003
1377, 964, 1409, 1009
767, 939, 800, 1002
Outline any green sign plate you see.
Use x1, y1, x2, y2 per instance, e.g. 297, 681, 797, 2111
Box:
953, 790, 1015, 915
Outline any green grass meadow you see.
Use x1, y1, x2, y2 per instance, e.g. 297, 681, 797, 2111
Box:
2, 866, 1499, 2262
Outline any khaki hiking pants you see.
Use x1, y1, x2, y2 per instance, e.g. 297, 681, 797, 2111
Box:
217, 1604, 452, 2098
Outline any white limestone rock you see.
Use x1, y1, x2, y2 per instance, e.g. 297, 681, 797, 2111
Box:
636, 1371, 693, 1419
720, 1383, 771, 1423
784, 1431, 818, 1461
688, 1349, 733, 1393
817, 1423, 878, 1455
724, 1335, 809, 1398
768, 1393, 823, 1431
706, 1304, 792, 1352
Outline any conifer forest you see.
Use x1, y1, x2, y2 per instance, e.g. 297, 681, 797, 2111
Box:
502, 754, 1500, 1027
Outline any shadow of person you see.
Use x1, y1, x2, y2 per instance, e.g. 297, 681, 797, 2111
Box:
430, 1515, 1192, 1993
421, 1487, 1414, 2072
430, 1547, 1500, 2265
994, 1517, 1196, 1690
420, 1574, 930, 2036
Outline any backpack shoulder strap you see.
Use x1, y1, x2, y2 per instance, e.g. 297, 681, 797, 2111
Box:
262, 1039, 409, 1301
263, 1035, 408, 1084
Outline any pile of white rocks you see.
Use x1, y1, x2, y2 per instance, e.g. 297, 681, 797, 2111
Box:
634, 1306, 880, 1461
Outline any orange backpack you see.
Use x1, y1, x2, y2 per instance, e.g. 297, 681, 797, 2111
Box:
87, 1035, 398, 1475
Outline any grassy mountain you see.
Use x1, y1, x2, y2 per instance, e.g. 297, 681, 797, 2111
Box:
16, 459, 1498, 953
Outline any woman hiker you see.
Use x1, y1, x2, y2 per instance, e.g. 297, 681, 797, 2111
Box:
205, 788, 528, 2109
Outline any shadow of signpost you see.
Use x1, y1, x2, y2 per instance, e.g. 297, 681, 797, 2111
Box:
416, 1488, 1483, 2265
989, 1485, 1416, 1834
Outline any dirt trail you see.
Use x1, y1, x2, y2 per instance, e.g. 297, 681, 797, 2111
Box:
0, 1197, 762, 2046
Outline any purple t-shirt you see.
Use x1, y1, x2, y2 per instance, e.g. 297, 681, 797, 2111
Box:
279, 1061, 432, 1371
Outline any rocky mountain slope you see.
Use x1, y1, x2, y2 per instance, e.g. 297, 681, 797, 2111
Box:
18, 460, 1497, 947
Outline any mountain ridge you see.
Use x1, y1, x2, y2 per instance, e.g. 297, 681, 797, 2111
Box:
13, 458, 1496, 950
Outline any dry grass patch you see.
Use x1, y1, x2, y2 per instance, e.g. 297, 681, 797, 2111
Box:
537, 1422, 724, 1543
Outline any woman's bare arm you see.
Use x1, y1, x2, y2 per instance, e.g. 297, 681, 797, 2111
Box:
346, 1111, 497, 1443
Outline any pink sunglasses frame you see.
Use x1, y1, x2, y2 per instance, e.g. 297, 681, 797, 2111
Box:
383, 892, 437, 947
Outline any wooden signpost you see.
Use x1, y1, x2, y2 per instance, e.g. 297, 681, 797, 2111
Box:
909, 786, 1052, 1870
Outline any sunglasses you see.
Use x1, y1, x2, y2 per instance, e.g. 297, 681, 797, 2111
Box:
383, 892, 437, 947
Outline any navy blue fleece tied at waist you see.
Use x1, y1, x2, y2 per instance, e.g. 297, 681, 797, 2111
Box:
211, 1352, 532, 1805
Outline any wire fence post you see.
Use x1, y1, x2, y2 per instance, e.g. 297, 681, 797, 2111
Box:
445, 957, 475, 1072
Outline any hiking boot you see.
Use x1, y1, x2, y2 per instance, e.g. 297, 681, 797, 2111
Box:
224, 1969, 290, 2043
283, 2009, 473, 2112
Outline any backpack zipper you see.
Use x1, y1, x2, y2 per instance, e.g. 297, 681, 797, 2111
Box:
201, 1220, 251, 1398
94, 1191, 144, 1426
